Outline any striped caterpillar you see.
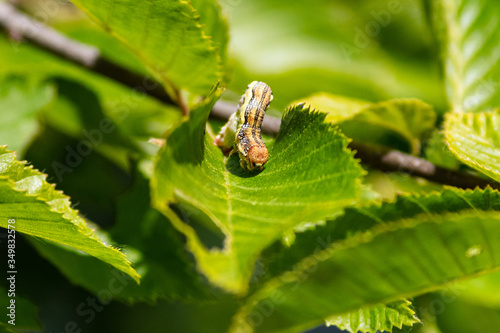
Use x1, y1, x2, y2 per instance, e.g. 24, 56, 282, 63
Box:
214, 81, 273, 170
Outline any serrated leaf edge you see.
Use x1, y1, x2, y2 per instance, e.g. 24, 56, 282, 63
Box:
230, 188, 500, 333
0, 145, 140, 283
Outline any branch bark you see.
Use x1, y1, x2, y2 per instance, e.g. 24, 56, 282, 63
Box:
1, 2, 498, 191
0, 1, 175, 106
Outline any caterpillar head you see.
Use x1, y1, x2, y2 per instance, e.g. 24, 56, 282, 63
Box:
246, 145, 268, 170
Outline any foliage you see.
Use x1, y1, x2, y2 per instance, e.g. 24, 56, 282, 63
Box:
152, 91, 363, 293
0, 146, 138, 282
70, 0, 226, 95
2, 0, 500, 333
325, 300, 419, 333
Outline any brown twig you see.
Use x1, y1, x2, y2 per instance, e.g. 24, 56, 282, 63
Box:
348, 142, 500, 190
0, 1, 175, 106
0, 2, 498, 190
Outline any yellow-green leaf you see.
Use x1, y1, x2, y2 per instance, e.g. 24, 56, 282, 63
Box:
0, 146, 139, 283
152, 87, 364, 294
71, 0, 225, 95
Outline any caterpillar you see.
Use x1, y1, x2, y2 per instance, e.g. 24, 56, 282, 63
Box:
214, 81, 273, 170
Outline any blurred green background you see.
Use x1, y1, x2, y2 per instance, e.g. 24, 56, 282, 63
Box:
0, 0, 454, 332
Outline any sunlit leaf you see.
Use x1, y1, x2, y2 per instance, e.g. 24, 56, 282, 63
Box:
152, 86, 364, 294
0, 146, 139, 283
444, 110, 500, 182
325, 299, 420, 333
71, 0, 226, 95
30, 170, 210, 301
232, 188, 500, 333
293, 94, 436, 154
427, 0, 500, 113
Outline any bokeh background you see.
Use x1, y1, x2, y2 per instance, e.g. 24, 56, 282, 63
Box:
0, 0, 454, 332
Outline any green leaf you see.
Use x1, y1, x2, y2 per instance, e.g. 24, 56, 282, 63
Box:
152, 87, 364, 294
190, 0, 229, 65
294, 94, 436, 154
436, 0, 500, 183
341, 99, 436, 154
71, 0, 225, 95
54, 20, 151, 77
325, 299, 420, 333
263, 187, 500, 283
0, 76, 54, 154
232, 188, 500, 333
444, 110, 500, 182
427, 0, 500, 112
30, 169, 211, 302
0, 34, 181, 140
291, 93, 369, 123
424, 130, 462, 170
0, 146, 139, 283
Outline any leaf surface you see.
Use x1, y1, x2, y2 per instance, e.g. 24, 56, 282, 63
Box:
152, 88, 364, 293
325, 299, 420, 333
232, 188, 500, 333
71, 0, 226, 95
445, 111, 500, 182
431, 0, 500, 182
0, 146, 139, 283
293, 94, 436, 154
427, 0, 500, 112
30, 170, 210, 301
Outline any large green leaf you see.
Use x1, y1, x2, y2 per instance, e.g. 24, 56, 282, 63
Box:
444, 111, 500, 182
427, 0, 500, 112
231, 188, 500, 333
263, 187, 500, 283
190, 0, 229, 65
434, 0, 500, 182
0, 76, 54, 154
30, 169, 211, 302
293, 94, 436, 154
152, 87, 364, 294
0, 146, 139, 283
0, 34, 181, 144
290, 93, 369, 123
71, 0, 225, 95
325, 299, 420, 333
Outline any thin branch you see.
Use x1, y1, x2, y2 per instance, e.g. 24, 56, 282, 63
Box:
0, 2, 498, 190
348, 142, 500, 190
0, 1, 176, 106
209, 104, 499, 189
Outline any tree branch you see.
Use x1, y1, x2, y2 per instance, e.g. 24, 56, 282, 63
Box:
1, 2, 498, 190
0, 1, 176, 106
